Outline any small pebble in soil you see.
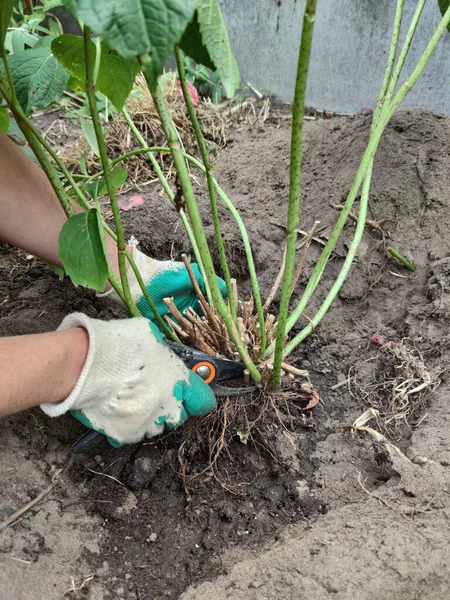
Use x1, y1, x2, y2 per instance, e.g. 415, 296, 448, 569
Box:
94, 455, 102, 465
146, 532, 157, 543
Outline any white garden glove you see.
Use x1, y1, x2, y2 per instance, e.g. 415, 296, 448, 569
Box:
103, 245, 227, 322
40, 313, 216, 445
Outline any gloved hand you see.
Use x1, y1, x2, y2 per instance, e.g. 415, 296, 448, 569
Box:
104, 245, 227, 321
40, 313, 216, 446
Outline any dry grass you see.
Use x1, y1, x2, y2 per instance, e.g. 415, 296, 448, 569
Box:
350, 340, 440, 437
58, 73, 231, 189
57, 74, 275, 193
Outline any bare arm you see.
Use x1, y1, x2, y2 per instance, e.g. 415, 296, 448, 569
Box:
0, 328, 88, 416
0, 130, 122, 286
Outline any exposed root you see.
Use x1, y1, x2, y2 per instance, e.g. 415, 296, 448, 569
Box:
350, 340, 441, 437
178, 384, 317, 494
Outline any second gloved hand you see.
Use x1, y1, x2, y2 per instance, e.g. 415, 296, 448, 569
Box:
40, 313, 216, 445
108, 245, 227, 321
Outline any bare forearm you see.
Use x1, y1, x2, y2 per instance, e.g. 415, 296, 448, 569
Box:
0, 328, 89, 416
0, 131, 123, 286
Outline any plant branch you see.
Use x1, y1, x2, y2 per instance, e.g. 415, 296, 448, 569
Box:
387, 4, 450, 118
373, 0, 405, 124
384, 0, 426, 107
283, 162, 373, 357
146, 74, 260, 382
265, 4, 450, 358
121, 108, 212, 305
272, 0, 317, 386
175, 46, 236, 319
181, 151, 267, 359
83, 26, 138, 317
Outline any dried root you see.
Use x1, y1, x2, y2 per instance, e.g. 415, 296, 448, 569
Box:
350, 340, 440, 437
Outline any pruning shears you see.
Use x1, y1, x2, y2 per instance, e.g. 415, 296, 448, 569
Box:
71, 341, 255, 454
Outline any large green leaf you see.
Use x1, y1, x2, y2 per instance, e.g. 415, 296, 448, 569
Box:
196, 0, 240, 98
58, 208, 109, 291
179, 13, 215, 71
141, 0, 199, 88
7, 46, 70, 111
63, 0, 198, 87
0, 0, 14, 45
52, 34, 140, 111
438, 0, 450, 31
0, 107, 9, 133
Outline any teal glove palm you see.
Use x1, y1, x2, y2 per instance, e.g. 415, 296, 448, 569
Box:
39, 314, 216, 447
128, 246, 227, 321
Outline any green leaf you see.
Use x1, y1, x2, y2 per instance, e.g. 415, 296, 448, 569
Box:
97, 49, 140, 111
0, 0, 14, 45
438, 0, 450, 31
179, 14, 215, 71
80, 117, 100, 157
80, 151, 88, 175
52, 34, 140, 110
84, 180, 99, 203
141, 0, 199, 89
58, 208, 109, 291
98, 166, 128, 195
0, 107, 9, 133
63, 0, 198, 87
7, 46, 70, 111
196, 0, 240, 98
6, 28, 40, 54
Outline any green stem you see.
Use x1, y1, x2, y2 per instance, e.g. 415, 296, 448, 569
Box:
0, 47, 16, 103
121, 108, 211, 304
388, 247, 416, 271
0, 75, 75, 219
175, 46, 236, 320
84, 146, 169, 182
383, 0, 426, 106
147, 74, 260, 382
283, 163, 373, 358
181, 152, 267, 360
85, 143, 265, 352
372, 0, 404, 126
272, 0, 317, 386
83, 26, 138, 318
0, 74, 129, 303
387, 5, 450, 119
267, 3, 450, 359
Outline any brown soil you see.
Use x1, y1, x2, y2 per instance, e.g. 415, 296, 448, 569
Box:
2, 109, 450, 599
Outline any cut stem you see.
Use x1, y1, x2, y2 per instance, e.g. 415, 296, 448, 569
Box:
388, 247, 416, 271
272, 0, 317, 386
263, 245, 287, 312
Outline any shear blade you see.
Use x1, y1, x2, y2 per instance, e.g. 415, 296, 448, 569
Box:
212, 384, 257, 397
